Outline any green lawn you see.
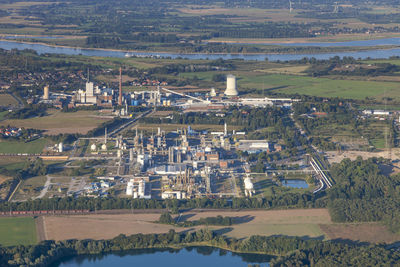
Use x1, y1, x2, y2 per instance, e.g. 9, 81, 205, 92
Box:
0, 217, 37, 246
0, 138, 47, 154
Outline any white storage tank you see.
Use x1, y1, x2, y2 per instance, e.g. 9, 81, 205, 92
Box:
58, 142, 63, 153
138, 179, 145, 197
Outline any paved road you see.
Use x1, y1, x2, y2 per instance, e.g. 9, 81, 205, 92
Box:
35, 175, 52, 199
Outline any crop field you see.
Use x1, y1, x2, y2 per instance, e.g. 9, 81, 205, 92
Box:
0, 94, 18, 107
179, 71, 400, 101
0, 110, 111, 135
0, 94, 18, 106
0, 138, 47, 154
0, 217, 37, 246
39, 208, 399, 244
319, 223, 400, 244
242, 74, 400, 101
42, 209, 330, 241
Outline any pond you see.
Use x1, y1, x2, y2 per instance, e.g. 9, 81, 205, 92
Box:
282, 179, 309, 189
52, 246, 273, 267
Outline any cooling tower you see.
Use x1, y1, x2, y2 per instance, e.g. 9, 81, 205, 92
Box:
224, 74, 238, 96
43, 85, 49, 100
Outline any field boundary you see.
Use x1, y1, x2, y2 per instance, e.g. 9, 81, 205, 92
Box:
35, 216, 46, 241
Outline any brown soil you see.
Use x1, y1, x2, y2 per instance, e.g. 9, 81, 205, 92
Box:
44, 213, 178, 241
319, 223, 400, 244
35, 216, 46, 242
43, 209, 331, 241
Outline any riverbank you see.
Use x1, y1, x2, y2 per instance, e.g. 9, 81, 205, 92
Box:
2, 229, 400, 267
207, 33, 400, 44
1, 38, 400, 56
3, 39, 400, 61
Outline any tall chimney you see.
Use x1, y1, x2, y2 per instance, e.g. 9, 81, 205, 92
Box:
118, 67, 122, 106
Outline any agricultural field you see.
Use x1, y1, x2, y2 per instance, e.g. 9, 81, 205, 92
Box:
180, 71, 400, 101
39, 209, 400, 244
0, 109, 111, 135
0, 217, 37, 246
41, 209, 329, 241
0, 138, 48, 154
319, 223, 400, 244
0, 94, 18, 106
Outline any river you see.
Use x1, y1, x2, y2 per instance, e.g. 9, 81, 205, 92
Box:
52, 246, 273, 267
1, 39, 400, 61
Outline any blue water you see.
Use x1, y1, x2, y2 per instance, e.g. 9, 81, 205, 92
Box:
283, 179, 309, 189
53, 247, 272, 267
1, 39, 400, 61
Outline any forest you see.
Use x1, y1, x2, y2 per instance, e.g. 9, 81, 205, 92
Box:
328, 157, 400, 233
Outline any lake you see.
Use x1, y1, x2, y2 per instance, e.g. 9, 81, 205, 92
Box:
52, 246, 273, 267
282, 179, 309, 189
2, 39, 400, 61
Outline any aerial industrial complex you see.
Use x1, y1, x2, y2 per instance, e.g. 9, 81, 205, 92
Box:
8, 71, 329, 202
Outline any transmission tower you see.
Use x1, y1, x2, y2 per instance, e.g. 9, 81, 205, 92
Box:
333, 2, 339, 13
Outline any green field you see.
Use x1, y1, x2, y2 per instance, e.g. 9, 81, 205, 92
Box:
0, 111, 7, 121
0, 138, 47, 154
180, 71, 400, 101
0, 217, 37, 246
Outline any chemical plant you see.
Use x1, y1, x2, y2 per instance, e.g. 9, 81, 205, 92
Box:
35, 72, 300, 200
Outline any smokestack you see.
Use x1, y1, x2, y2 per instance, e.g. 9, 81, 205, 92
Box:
118, 67, 122, 105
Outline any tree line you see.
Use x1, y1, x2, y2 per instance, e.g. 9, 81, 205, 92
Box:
158, 212, 235, 227
1, 229, 399, 266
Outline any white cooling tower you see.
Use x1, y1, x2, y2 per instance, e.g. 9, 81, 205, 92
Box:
43, 86, 49, 100
224, 74, 238, 96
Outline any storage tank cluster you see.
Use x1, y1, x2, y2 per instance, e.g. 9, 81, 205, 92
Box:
126, 178, 146, 199
161, 190, 187, 200
224, 74, 239, 96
